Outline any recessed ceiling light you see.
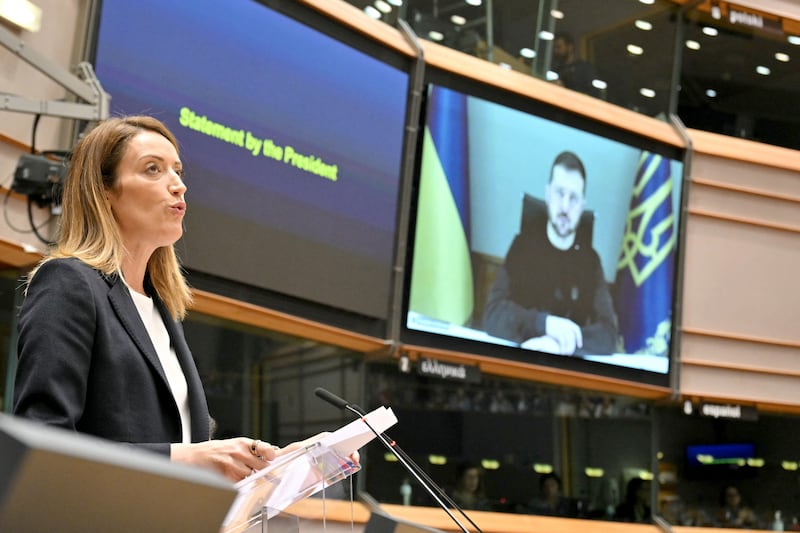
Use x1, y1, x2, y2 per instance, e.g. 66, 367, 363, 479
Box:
635, 20, 653, 31
702, 26, 719, 37
627, 44, 644, 55
756, 65, 771, 75
685, 40, 701, 50
705, 89, 717, 98
638, 0, 654, 4
775, 52, 790, 62
428, 30, 444, 41
387, 0, 403, 5
451, 14, 466, 25
519, 47, 536, 59
592, 79, 608, 90
546, 70, 559, 81
364, 6, 381, 19
374, 0, 392, 13
539, 30, 554, 41
789, 35, 800, 45
0, 0, 41, 32
465, 0, 482, 5
640, 88, 656, 98
550, 9, 564, 19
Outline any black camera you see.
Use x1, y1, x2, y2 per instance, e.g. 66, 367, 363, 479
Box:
12, 153, 66, 206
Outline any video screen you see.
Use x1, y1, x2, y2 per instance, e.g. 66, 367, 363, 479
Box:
92, 0, 410, 322
685, 443, 759, 479
403, 81, 685, 384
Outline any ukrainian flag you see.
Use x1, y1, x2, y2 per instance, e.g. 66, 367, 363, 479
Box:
616, 151, 676, 356
409, 86, 474, 326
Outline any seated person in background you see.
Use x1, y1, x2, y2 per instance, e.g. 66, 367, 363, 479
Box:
483, 151, 618, 356
716, 484, 759, 529
449, 461, 492, 511
614, 478, 652, 523
527, 472, 573, 517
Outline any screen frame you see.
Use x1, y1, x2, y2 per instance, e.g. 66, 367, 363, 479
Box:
399, 66, 689, 389
84, 0, 418, 336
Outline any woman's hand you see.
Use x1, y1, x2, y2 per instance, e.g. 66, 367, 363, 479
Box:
171, 437, 279, 482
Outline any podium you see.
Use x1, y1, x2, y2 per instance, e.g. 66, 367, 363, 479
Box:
223, 405, 397, 531
223, 441, 360, 532
0, 406, 397, 532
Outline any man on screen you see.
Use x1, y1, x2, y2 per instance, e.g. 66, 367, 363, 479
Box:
483, 151, 618, 356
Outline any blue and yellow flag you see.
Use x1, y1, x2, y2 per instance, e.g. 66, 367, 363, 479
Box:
616, 151, 676, 356
409, 86, 474, 326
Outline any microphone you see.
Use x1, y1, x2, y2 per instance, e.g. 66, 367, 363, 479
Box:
313, 387, 482, 533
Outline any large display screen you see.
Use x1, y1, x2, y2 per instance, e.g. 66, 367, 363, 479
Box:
91, 0, 410, 325
403, 79, 686, 385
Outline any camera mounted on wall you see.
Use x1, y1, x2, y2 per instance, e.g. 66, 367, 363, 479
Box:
12, 152, 68, 208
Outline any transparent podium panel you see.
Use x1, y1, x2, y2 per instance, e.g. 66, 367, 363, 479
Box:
225, 509, 300, 533
222, 442, 360, 533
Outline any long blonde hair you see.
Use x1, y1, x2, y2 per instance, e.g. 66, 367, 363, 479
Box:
29, 116, 192, 319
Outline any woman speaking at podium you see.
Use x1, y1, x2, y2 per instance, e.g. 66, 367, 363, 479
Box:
12, 116, 285, 482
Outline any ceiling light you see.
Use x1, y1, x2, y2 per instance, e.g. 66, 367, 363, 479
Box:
685, 40, 701, 50
550, 9, 564, 19
481, 459, 500, 470
702, 26, 719, 37
788, 35, 800, 45
383, 452, 398, 462
781, 461, 798, 471
428, 30, 445, 41
533, 463, 553, 474
450, 14, 466, 25
546, 70, 559, 81
592, 79, 607, 90
746, 458, 765, 468
775, 52, 790, 62
519, 47, 536, 59
465, 0, 482, 5
374, 0, 392, 14
498, 62, 512, 70
585, 467, 605, 478
640, 88, 656, 98
364, 5, 381, 18
0, 0, 42, 32
635, 20, 653, 31
539, 30, 554, 41
428, 454, 447, 465
639, 0, 655, 4
387, 0, 403, 5
627, 44, 644, 55
706, 88, 717, 97
756, 65, 771, 75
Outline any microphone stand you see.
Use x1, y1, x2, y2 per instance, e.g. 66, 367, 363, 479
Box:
346, 403, 483, 533
344, 404, 473, 533
314, 388, 482, 533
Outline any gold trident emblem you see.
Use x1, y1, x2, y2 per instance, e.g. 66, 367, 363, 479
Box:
617, 153, 675, 287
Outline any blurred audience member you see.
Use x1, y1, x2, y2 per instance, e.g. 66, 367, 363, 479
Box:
528, 472, 573, 516
450, 461, 491, 511
716, 484, 759, 529
615, 477, 652, 523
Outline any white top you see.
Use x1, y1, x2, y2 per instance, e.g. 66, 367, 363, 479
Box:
127, 284, 192, 443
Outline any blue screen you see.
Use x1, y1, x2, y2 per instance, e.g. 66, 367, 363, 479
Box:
93, 0, 409, 319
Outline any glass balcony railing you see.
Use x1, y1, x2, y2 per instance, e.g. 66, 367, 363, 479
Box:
349, 0, 800, 150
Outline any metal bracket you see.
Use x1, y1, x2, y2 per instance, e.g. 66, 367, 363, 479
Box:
0, 23, 109, 121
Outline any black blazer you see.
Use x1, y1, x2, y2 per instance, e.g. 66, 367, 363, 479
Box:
13, 257, 210, 455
